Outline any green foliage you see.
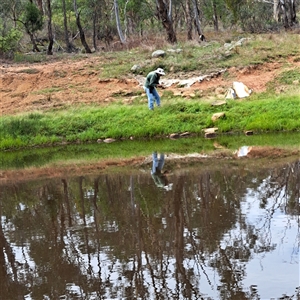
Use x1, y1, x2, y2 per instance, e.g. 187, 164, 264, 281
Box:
23, 2, 44, 34
0, 26, 22, 54
110, 0, 159, 36
223, 0, 243, 23
202, 0, 228, 27
0, 0, 298, 59
239, 2, 278, 33
51, 0, 77, 37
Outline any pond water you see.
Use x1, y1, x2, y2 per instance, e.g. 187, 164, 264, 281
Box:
1, 142, 299, 299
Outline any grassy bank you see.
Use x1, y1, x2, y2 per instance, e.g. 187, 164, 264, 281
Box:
1, 92, 300, 151
1, 33, 300, 151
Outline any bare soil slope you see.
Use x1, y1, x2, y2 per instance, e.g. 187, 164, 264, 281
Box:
1, 56, 298, 115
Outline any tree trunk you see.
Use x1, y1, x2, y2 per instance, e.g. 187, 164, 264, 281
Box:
280, 0, 290, 28
191, 0, 203, 36
46, 0, 54, 55
123, 0, 130, 38
36, 0, 43, 13
114, 0, 126, 44
28, 30, 40, 52
288, 0, 297, 25
275, 0, 297, 27
212, 0, 219, 31
185, 0, 193, 40
92, 10, 97, 50
62, 0, 73, 52
273, 0, 280, 21
156, 0, 177, 44
73, 0, 92, 53
168, 0, 173, 20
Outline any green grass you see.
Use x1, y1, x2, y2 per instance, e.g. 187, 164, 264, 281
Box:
94, 33, 300, 78
1, 93, 300, 150
11, 33, 300, 80
275, 68, 300, 84
13, 52, 45, 63
16, 68, 40, 74
32, 87, 63, 94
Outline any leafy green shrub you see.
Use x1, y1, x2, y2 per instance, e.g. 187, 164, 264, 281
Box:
0, 27, 22, 57
239, 2, 280, 33
23, 2, 44, 34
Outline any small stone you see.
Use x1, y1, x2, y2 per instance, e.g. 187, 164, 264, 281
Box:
151, 50, 166, 58
203, 127, 218, 134
169, 133, 180, 139
103, 138, 116, 143
215, 87, 226, 95
131, 65, 140, 72
180, 132, 190, 137
211, 100, 226, 106
211, 112, 225, 122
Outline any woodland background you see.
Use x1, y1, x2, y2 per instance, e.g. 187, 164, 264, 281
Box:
0, 0, 299, 57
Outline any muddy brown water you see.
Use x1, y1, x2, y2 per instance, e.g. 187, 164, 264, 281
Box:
0, 150, 299, 299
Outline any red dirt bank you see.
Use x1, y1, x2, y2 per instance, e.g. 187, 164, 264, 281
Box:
1, 56, 295, 115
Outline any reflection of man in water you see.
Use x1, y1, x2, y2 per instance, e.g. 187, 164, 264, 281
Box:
151, 152, 172, 190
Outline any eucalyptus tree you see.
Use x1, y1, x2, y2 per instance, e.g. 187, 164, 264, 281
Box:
211, 0, 219, 31
114, 0, 126, 43
73, 0, 92, 52
112, 0, 158, 38
274, 0, 298, 27
45, 0, 54, 54
22, 1, 44, 51
0, 0, 19, 28
0, 0, 23, 56
49, 0, 78, 52
113, 0, 155, 43
184, 0, 193, 39
182, 0, 205, 39
156, 0, 177, 43
200, 0, 227, 31
87, 0, 102, 50
223, 0, 243, 24
61, 0, 75, 52
192, 0, 204, 34
7, 0, 44, 51
0, 0, 44, 52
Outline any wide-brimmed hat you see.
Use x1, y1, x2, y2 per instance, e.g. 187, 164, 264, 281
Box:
155, 68, 165, 76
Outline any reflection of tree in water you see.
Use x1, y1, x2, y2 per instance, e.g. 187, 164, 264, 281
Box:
0, 204, 27, 299
0, 159, 299, 299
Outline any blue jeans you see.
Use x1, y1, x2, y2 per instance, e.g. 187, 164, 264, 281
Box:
144, 87, 161, 110
151, 152, 165, 174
